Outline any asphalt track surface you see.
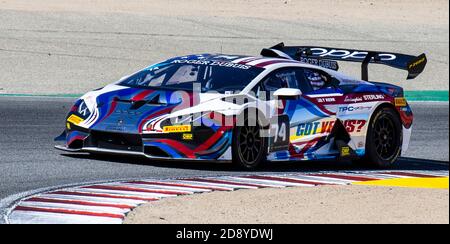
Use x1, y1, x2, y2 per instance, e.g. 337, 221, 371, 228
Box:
0, 97, 448, 203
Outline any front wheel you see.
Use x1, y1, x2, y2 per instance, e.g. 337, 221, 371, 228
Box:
361, 107, 402, 167
232, 116, 268, 170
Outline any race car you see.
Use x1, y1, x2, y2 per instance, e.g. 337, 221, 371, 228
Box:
55, 43, 427, 169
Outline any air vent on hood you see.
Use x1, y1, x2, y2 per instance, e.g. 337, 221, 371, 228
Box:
114, 94, 167, 109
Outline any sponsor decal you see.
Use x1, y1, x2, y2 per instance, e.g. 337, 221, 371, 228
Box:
115, 110, 142, 116
338, 106, 372, 113
67, 114, 84, 125
309, 48, 397, 61
299, 57, 338, 70
408, 57, 426, 69
344, 94, 385, 103
343, 120, 367, 133
78, 101, 90, 117
344, 97, 363, 103
182, 133, 193, 140
294, 119, 366, 139
163, 125, 192, 133
317, 97, 336, 103
295, 121, 335, 137
394, 97, 407, 107
170, 59, 251, 69
363, 94, 385, 101
341, 146, 351, 157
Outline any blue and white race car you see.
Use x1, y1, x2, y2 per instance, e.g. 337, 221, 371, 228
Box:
55, 43, 427, 169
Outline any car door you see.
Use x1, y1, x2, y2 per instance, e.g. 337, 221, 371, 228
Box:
255, 67, 341, 159
286, 67, 344, 158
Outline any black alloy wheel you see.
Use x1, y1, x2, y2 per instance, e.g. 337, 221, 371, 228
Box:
361, 107, 402, 167
232, 116, 267, 169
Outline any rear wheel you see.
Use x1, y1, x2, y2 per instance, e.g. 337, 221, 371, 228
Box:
232, 116, 268, 170
361, 107, 402, 167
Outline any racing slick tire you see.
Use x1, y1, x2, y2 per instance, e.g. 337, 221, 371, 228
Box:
232, 113, 268, 170
360, 107, 402, 167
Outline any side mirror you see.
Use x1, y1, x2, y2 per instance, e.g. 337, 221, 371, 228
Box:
273, 88, 302, 100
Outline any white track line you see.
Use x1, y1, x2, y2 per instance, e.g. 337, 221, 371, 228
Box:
76, 187, 176, 199
233, 175, 323, 187
157, 179, 236, 191
163, 180, 238, 191
268, 174, 350, 185
8, 211, 122, 224
356, 173, 405, 179
218, 176, 289, 187
24, 196, 136, 209
123, 181, 211, 193
39, 193, 145, 205
180, 178, 265, 189
46, 190, 159, 201
18, 201, 129, 215
306, 172, 382, 181
105, 182, 195, 195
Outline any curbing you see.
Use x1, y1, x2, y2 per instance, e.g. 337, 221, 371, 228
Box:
1, 170, 448, 224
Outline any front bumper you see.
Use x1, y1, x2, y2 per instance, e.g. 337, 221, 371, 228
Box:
58, 126, 233, 161
54, 144, 217, 161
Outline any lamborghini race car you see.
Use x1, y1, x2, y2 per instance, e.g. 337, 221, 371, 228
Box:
55, 43, 427, 169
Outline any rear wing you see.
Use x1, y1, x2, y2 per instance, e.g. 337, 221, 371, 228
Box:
261, 42, 427, 81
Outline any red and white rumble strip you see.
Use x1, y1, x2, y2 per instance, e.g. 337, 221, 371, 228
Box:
5, 170, 448, 224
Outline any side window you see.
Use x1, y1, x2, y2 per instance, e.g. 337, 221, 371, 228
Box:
262, 71, 291, 91
254, 67, 313, 99
253, 67, 335, 98
301, 68, 332, 91
255, 68, 294, 100
261, 68, 299, 91
294, 68, 313, 94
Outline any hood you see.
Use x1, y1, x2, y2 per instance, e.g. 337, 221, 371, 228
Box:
78, 85, 242, 134
78, 85, 194, 133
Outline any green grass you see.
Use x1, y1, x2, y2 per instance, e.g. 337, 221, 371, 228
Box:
404, 90, 448, 102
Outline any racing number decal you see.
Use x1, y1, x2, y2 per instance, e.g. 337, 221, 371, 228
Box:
275, 123, 287, 143
269, 115, 290, 152
343, 120, 366, 133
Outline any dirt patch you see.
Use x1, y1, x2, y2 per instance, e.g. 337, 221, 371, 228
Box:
124, 185, 449, 224
1, 0, 447, 26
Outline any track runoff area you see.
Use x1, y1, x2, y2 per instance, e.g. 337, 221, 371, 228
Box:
5, 170, 448, 224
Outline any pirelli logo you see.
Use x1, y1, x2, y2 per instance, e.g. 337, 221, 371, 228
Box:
163, 125, 192, 133
67, 114, 84, 125
394, 97, 407, 107
409, 57, 426, 69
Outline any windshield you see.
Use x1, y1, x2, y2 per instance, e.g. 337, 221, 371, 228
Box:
118, 61, 264, 93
